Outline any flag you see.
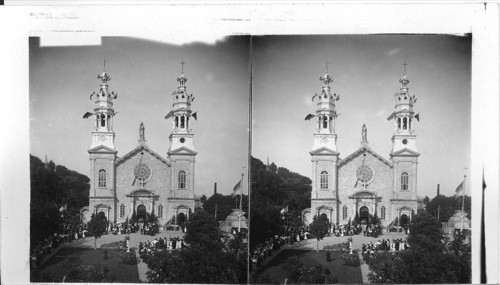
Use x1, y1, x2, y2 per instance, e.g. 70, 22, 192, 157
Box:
59, 203, 67, 213
233, 179, 242, 195
305, 114, 315, 121
83, 112, 93, 119
164, 110, 174, 120
414, 113, 420, 122
192, 112, 197, 120
455, 181, 464, 195
386, 112, 396, 121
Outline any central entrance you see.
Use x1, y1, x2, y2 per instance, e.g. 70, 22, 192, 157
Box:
359, 206, 369, 222
137, 204, 147, 220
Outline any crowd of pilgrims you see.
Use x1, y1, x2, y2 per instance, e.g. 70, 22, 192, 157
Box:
361, 238, 409, 257
138, 237, 186, 258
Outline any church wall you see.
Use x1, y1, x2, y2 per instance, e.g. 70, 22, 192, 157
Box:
337, 150, 394, 225
90, 155, 116, 198
170, 155, 195, 199
115, 150, 171, 223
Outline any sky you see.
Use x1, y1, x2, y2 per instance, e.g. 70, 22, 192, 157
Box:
30, 37, 251, 198
251, 35, 471, 199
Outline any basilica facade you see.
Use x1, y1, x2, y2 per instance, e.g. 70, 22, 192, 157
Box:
302, 65, 419, 228
82, 64, 197, 226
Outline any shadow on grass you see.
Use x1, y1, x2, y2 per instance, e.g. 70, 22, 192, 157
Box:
31, 247, 140, 283
254, 249, 362, 284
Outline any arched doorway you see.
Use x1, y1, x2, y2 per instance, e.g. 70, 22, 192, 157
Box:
137, 205, 147, 220
400, 214, 409, 228
98, 211, 106, 220
320, 213, 329, 222
359, 206, 369, 223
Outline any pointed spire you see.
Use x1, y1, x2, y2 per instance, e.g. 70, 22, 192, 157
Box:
98, 58, 111, 85
177, 60, 188, 88
399, 61, 410, 88
319, 60, 333, 86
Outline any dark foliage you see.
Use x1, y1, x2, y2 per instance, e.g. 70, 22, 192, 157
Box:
426, 194, 471, 223
89, 213, 107, 249
309, 215, 330, 251
202, 193, 248, 221
367, 211, 471, 284
343, 253, 361, 267
250, 156, 311, 250
145, 211, 247, 283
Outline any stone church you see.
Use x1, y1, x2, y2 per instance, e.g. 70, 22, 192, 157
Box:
82, 63, 197, 226
302, 64, 419, 228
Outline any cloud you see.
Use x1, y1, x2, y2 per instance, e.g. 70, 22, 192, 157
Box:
386, 48, 401, 56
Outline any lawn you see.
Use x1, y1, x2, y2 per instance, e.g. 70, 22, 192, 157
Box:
31, 247, 140, 283
255, 249, 363, 284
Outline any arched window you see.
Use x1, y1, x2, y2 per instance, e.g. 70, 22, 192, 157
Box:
180, 116, 185, 128
175, 116, 179, 127
381, 206, 386, 220
101, 114, 106, 127
120, 204, 125, 218
320, 171, 328, 189
158, 205, 163, 218
343, 206, 347, 220
178, 171, 186, 189
403, 117, 407, 130
397, 118, 401, 129
98, 169, 106, 187
401, 172, 409, 190
323, 116, 328, 129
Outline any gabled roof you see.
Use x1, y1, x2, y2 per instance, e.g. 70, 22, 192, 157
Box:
88, 145, 117, 154
338, 145, 392, 167
309, 146, 339, 156
115, 143, 171, 166
390, 148, 420, 157
168, 146, 198, 156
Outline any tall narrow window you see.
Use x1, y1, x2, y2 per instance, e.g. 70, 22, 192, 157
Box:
381, 206, 386, 220
120, 204, 125, 218
175, 116, 179, 127
343, 206, 347, 220
401, 172, 409, 190
101, 114, 106, 127
403, 117, 407, 130
178, 171, 186, 189
320, 171, 328, 189
323, 116, 328, 129
180, 116, 185, 128
98, 169, 106, 187
397, 118, 401, 129
158, 205, 163, 218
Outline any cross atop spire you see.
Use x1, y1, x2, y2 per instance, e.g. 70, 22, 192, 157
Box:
403, 61, 407, 74
325, 60, 330, 73
103, 58, 107, 72
181, 60, 185, 72
177, 60, 188, 87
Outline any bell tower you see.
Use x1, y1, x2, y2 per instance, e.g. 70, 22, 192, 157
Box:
308, 62, 340, 225
388, 62, 418, 153
166, 62, 197, 219
89, 60, 118, 150
87, 60, 118, 222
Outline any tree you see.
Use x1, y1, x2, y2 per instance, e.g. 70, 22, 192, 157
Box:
407, 211, 444, 252
185, 211, 223, 251
88, 213, 107, 249
309, 215, 330, 252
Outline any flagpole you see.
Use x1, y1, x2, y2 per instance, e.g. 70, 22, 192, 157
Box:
239, 173, 244, 211
461, 175, 466, 232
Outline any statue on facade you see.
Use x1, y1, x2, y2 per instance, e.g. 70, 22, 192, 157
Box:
361, 124, 368, 143
139, 122, 145, 141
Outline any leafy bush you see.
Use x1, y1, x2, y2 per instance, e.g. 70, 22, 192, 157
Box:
65, 263, 108, 282
283, 256, 332, 284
